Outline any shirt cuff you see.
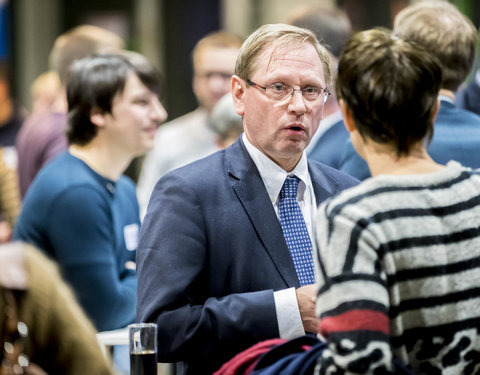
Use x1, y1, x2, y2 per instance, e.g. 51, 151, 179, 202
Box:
274, 287, 305, 339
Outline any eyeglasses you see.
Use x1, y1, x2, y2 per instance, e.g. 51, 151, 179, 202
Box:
247, 79, 330, 104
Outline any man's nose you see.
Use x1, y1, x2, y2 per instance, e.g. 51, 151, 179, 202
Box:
287, 90, 306, 114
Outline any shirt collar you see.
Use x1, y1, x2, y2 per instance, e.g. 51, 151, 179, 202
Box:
439, 94, 454, 104
242, 133, 310, 203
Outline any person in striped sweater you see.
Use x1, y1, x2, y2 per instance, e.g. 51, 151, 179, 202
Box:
314, 28, 480, 374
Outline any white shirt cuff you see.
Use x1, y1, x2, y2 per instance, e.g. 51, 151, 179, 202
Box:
274, 287, 305, 339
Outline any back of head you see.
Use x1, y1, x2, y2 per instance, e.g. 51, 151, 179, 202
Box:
210, 93, 243, 141
336, 28, 442, 157
66, 52, 162, 146
288, 4, 352, 59
394, 1, 478, 91
49, 25, 125, 85
235, 23, 332, 88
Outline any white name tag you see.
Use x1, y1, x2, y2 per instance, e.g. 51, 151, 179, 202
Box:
124, 223, 139, 251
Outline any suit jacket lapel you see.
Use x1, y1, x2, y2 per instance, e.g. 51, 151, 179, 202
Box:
309, 162, 340, 206
226, 139, 300, 288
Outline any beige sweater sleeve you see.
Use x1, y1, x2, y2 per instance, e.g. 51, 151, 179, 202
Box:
18, 244, 115, 375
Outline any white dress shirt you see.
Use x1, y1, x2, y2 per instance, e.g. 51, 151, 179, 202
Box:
242, 133, 317, 339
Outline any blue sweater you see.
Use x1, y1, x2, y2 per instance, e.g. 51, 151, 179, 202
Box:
15, 152, 138, 331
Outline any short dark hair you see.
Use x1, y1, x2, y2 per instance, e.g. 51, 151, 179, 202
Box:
336, 28, 442, 157
66, 52, 163, 146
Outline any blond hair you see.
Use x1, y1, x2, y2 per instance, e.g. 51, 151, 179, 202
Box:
235, 23, 332, 88
394, 1, 478, 91
192, 31, 243, 72
49, 25, 124, 85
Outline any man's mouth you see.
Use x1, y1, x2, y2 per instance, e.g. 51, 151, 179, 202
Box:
286, 124, 305, 132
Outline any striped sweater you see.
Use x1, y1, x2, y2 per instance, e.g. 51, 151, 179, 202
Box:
314, 161, 480, 374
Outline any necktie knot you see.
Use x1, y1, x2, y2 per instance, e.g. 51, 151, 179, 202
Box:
280, 176, 300, 199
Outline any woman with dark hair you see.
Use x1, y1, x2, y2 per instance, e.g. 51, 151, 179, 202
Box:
315, 28, 480, 374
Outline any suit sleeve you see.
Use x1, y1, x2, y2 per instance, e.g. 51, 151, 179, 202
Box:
136, 172, 279, 364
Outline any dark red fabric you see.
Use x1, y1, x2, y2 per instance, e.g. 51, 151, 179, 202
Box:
320, 309, 389, 336
214, 338, 286, 375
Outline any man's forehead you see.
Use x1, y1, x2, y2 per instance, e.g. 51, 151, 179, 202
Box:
255, 43, 323, 76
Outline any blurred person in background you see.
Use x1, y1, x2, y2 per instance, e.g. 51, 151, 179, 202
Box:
455, 66, 480, 116
0, 242, 114, 375
29, 70, 62, 116
16, 25, 124, 199
14, 52, 167, 375
0, 148, 20, 244
288, 4, 352, 169
209, 93, 243, 149
339, 1, 480, 180
0, 63, 22, 243
137, 31, 242, 217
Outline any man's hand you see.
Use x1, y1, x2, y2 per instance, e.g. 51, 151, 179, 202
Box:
296, 284, 319, 333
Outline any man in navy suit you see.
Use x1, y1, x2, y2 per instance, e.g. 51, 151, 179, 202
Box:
456, 68, 480, 116
339, 1, 480, 180
136, 24, 358, 375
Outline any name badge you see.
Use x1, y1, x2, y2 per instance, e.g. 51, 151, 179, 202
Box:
124, 223, 139, 251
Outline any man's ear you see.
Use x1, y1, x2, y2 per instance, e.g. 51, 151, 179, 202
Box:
339, 99, 356, 133
231, 75, 246, 116
90, 107, 107, 128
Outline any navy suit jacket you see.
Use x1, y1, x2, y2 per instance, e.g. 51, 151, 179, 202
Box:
339, 100, 480, 180
136, 138, 358, 375
456, 80, 480, 116
307, 118, 349, 169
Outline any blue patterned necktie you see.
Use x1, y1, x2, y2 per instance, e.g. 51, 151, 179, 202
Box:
278, 175, 315, 286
